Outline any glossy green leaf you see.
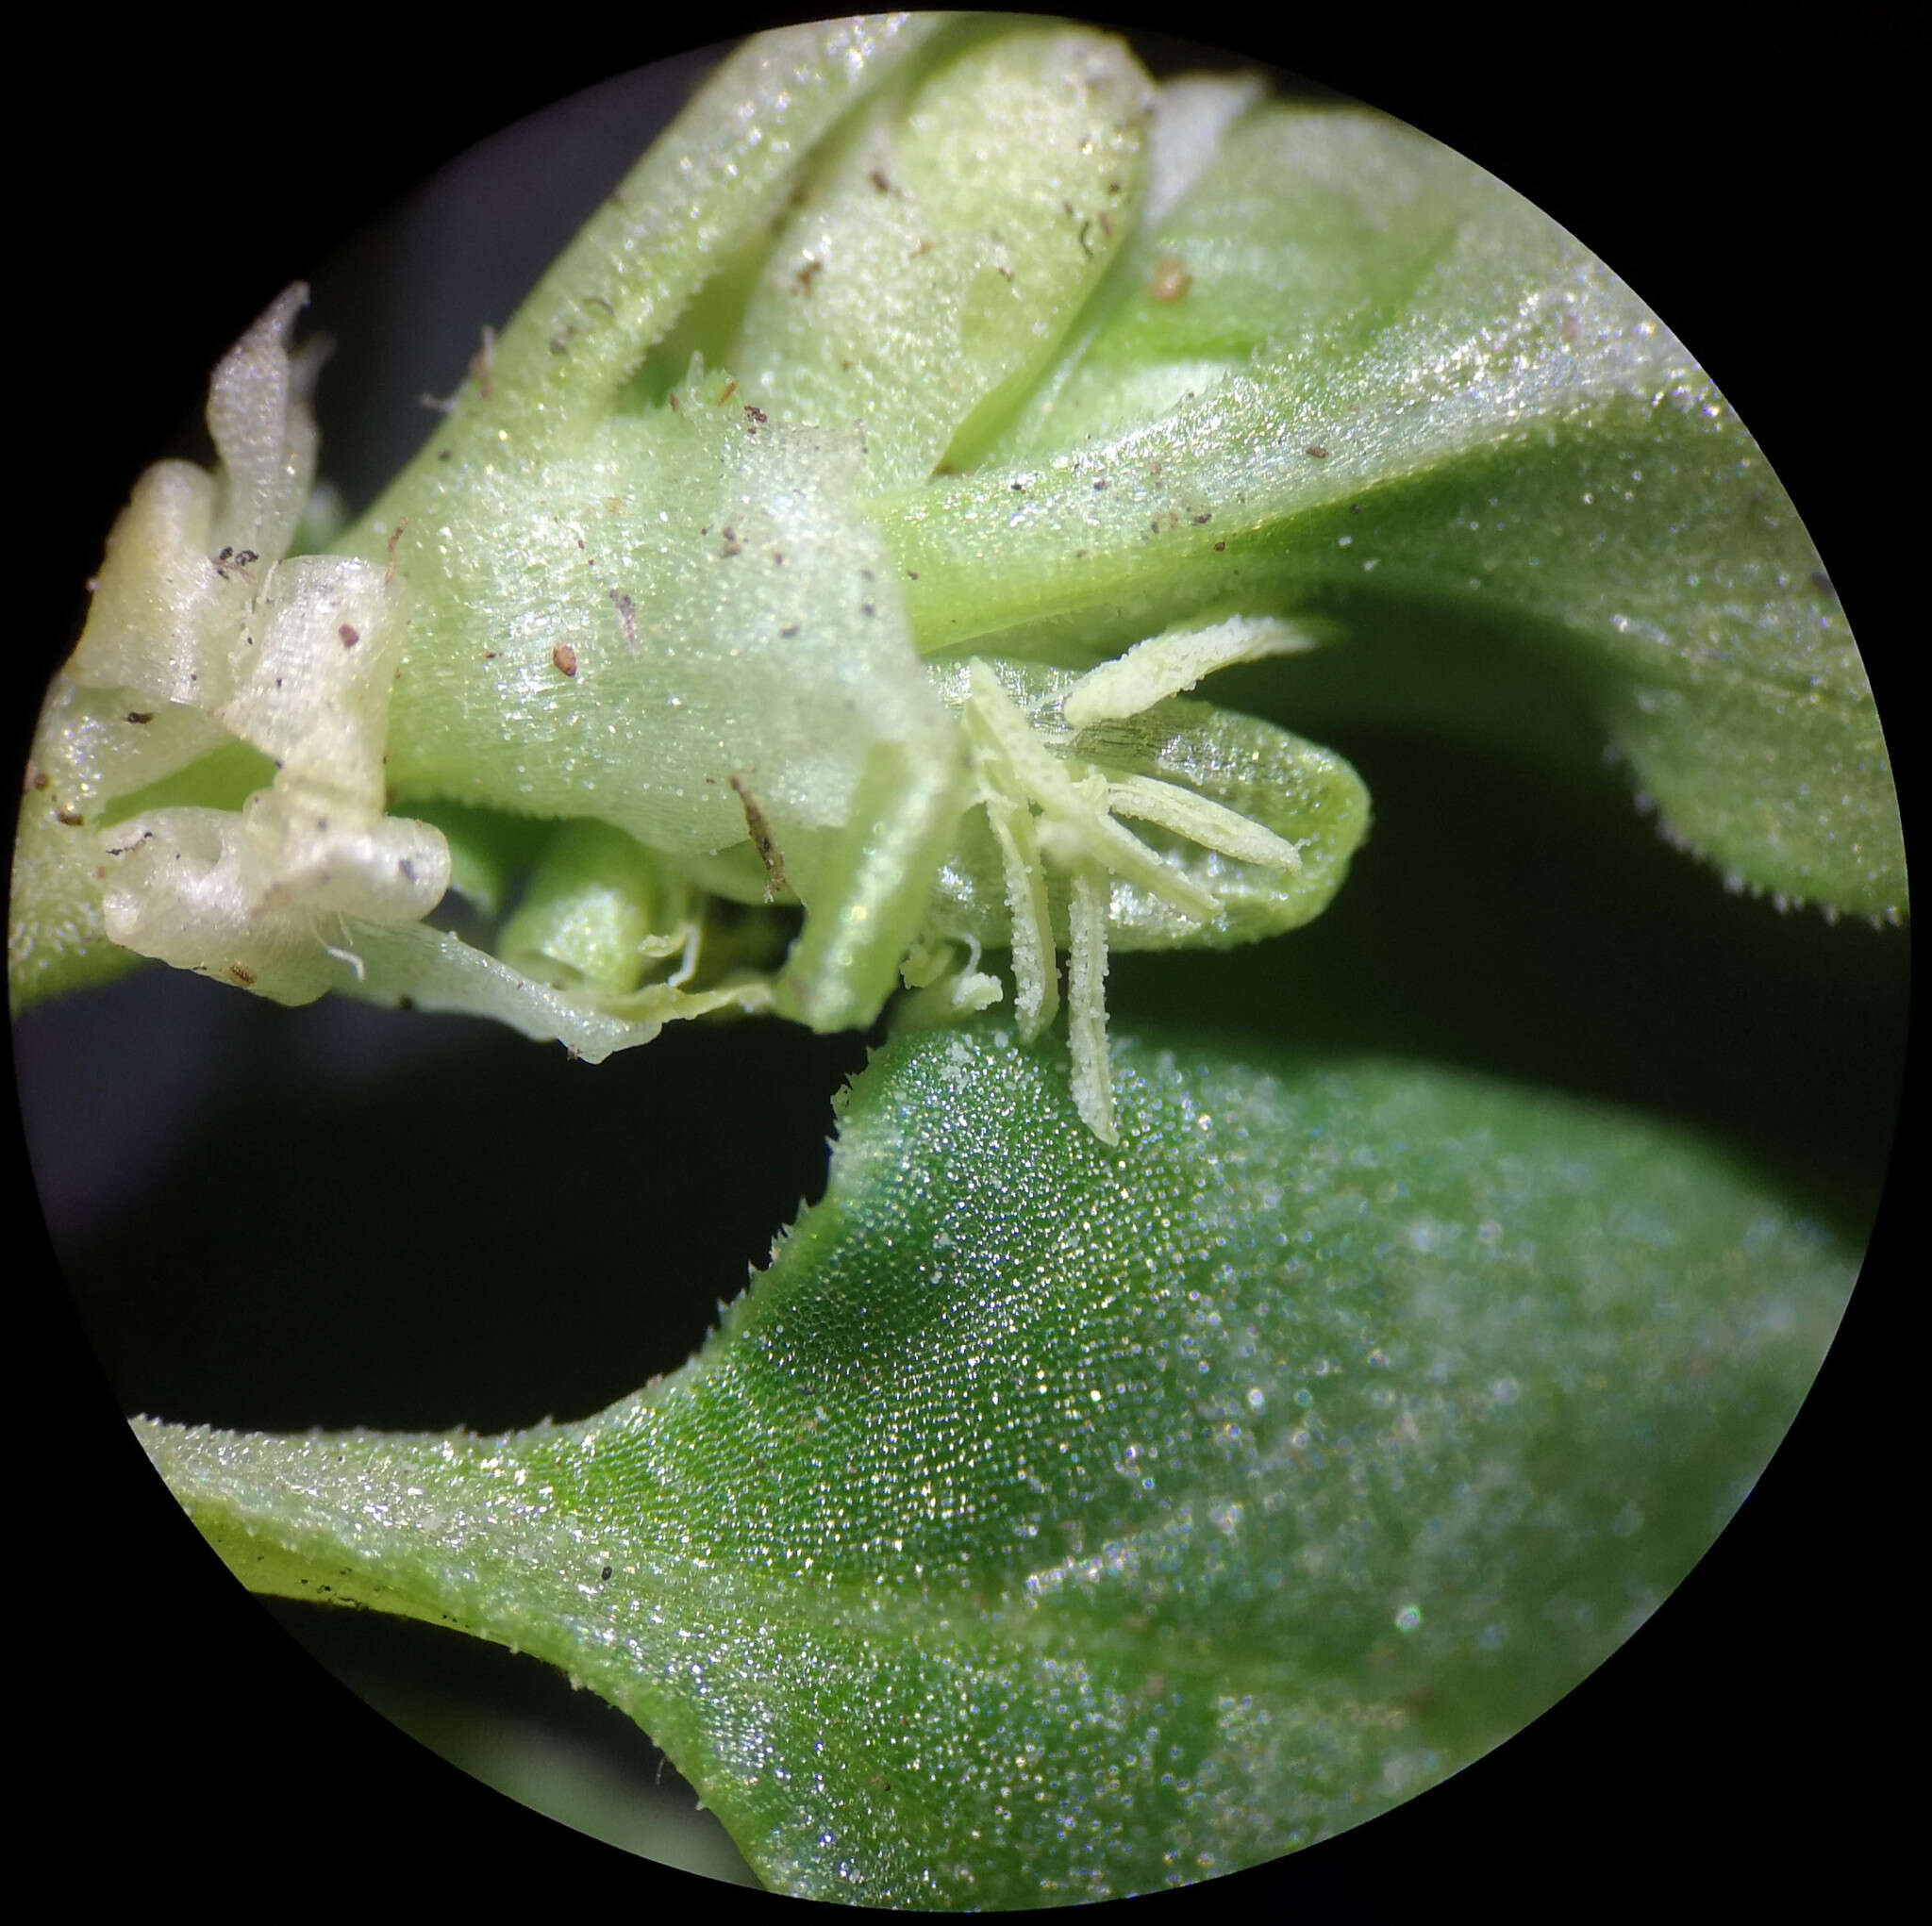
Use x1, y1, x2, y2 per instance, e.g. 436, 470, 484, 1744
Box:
145, 1017, 1853, 1905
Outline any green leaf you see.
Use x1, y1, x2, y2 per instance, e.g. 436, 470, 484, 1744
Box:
879, 100, 1904, 921
144, 1017, 1853, 1905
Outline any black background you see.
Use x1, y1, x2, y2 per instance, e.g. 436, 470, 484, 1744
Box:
10, 4, 1916, 1910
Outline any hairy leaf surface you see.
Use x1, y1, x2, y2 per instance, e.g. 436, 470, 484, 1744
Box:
146, 1018, 1853, 1904
885, 101, 1903, 919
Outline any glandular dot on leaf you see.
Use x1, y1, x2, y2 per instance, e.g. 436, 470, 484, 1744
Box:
16, 14, 1907, 1912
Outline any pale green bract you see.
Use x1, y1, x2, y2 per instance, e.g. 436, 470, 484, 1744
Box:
9, 9, 1905, 1906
